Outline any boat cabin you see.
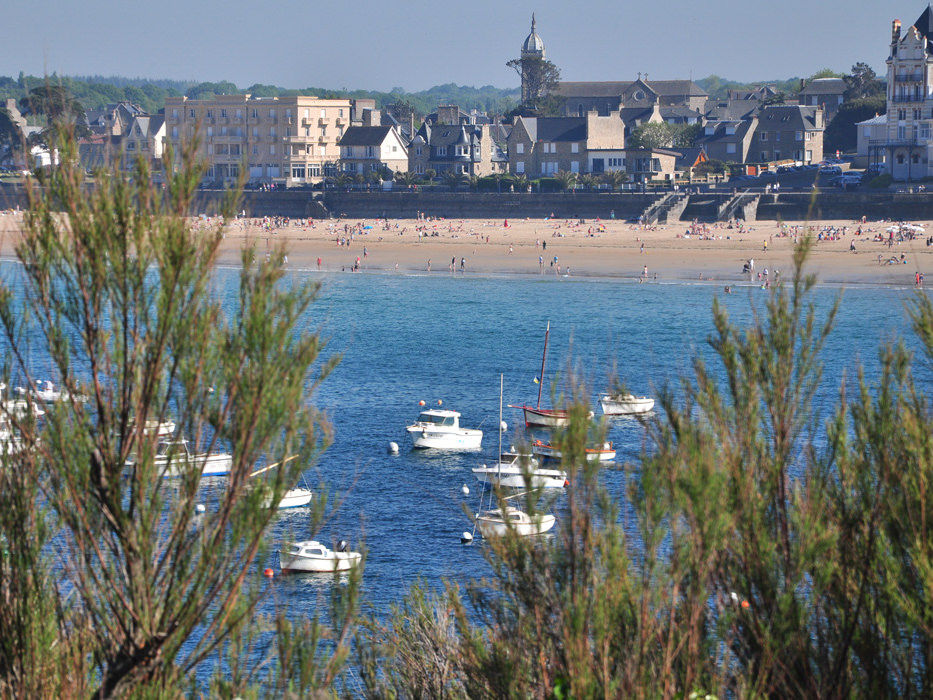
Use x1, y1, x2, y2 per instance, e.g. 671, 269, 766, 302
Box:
414, 409, 460, 427
290, 543, 327, 558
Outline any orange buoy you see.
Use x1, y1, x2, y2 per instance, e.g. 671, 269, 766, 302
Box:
741, 600, 750, 609
437, 399, 443, 406
419, 400, 425, 406
263, 568, 274, 578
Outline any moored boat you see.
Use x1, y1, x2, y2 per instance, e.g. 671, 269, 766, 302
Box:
476, 505, 556, 538
406, 407, 483, 450
126, 438, 232, 477
599, 393, 655, 415
472, 450, 568, 488
532, 438, 616, 462
278, 540, 362, 573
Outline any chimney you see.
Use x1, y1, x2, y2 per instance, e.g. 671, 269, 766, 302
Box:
800, 78, 806, 91
893, 19, 902, 45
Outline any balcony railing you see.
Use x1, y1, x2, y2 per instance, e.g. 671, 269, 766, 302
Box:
896, 74, 924, 82
891, 96, 928, 103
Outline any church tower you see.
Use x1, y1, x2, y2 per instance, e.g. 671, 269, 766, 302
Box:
521, 14, 546, 105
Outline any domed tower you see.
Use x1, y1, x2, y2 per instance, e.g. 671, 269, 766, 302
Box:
521, 14, 546, 105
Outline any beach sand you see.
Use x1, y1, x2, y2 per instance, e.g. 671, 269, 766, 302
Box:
2, 210, 930, 286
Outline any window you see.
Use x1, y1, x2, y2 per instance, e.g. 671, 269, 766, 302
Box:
921, 123, 931, 139
206, 110, 213, 119
270, 145, 275, 155
252, 127, 259, 139
207, 127, 213, 138
436, 146, 447, 156
220, 109, 227, 118
188, 108, 194, 118
415, 146, 422, 156
126, 141, 136, 151
796, 131, 803, 141
236, 109, 242, 119
571, 143, 579, 153
286, 109, 292, 121
516, 143, 524, 154
516, 161, 525, 173
320, 145, 325, 156
171, 126, 178, 139
306, 145, 313, 155
251, 108, 258, 119
220, 127, 227, 136
805, 150, 812, 161
320, 109, 326, 118
285, 127, 291, 137
570, 161, 579, 173
270, 127, 276, 139
805, 132, 812, 141
338, 109, 344, 117
760, 132, 768, 141
774, 132, 780, 142
760, 151, 768, 161
292, 165, 305, 178
726, 143, 736, 154
252, 145, 259, 155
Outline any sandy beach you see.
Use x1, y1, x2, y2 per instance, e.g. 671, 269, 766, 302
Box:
2, 210, 931, 286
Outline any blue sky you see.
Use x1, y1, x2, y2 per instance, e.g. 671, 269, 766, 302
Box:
1, 1, 914, 91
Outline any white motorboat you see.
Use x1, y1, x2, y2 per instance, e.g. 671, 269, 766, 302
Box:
271, 487, 313, 509
532, 438, 616, 462
472, 451, 568, 489
14, 380, 88, 404
599, 393, 655, 415
278, 540, 362, 573
0, 383, 44, 419
476, 505, 556, 538
406, 408, 483, 450
126, 438, 232, 477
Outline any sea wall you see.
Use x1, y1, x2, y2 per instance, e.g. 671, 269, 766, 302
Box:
4, 183, 933, 223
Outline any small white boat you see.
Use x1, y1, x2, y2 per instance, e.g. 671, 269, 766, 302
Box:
472, 450, 567, 488
272, 487, 313, 509
14, 380, 88, 404
406, 408, 483, 450
532, 439, 616, 462
599, 393, 655, 415
0, 383, 44, 419
278, 540, 362, 573
476, 506, 556, 538
126, 438, 232, 477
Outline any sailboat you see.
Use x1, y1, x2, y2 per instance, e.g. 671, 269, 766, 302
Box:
472, 375, 568, 489
509, 321, 590, 428
470, 375, 559, 539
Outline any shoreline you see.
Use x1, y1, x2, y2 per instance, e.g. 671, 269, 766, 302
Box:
3, 211, 931, 287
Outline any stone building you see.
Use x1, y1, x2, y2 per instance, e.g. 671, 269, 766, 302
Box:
163, 94, 356, 186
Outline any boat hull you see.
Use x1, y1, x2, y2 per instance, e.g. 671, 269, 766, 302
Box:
476, 509, 556, 537
472, 465, 567, 489
279, 540, 361, 573
274, 488, 313, 509
407, 427, 483, 450
161, 453, 233, 478
532, 440, 616, 462
599, 394, 655, 415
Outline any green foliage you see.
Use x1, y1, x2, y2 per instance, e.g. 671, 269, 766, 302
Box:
809, 68, 845, 80
844, 62, 884, 101
629, 122, 674, 150
868, 172, 892, 188
0, 127, 357, 696
506, 55, 562, 114
824, 95, 886, 153
694, 158, 727, 175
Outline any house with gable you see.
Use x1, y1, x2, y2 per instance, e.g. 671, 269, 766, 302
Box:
120, 113, 165, 172
407, 105, 507, 177
507, 111, 626, 176
877, 6, 933, 181
798, 78, 847, 121
753, 104, 824, 165
694, 118, 758, 165
338, 125, 408, 176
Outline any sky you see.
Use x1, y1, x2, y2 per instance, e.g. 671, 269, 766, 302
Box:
1, 0, 918, 92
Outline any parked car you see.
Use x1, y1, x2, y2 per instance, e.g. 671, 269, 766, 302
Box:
820, 165, 843, 176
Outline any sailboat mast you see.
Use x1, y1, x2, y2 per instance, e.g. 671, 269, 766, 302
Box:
498, 373, 503, 475
536, 320, 550, 409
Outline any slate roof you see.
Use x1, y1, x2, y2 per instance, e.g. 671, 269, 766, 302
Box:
799, 78, 846, 96
555, 80, 706, 98
338, 126, 393, 147
913, 4, 933, 44
757, 104, 821, 130
519, 117, 587, 142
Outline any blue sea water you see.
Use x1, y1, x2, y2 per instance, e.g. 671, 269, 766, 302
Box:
253, 269, 925, 619
4, 259, 928, 676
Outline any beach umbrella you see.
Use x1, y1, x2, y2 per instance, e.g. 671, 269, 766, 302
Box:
363, 225, 373, 229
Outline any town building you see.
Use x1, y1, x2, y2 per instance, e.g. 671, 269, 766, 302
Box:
163, 94, 355, 186
408, 106, 508, 177
878, 7, 933, 180
752, 104, 824, 166
798, 78, 847, 121
506, 111, 626, 176
338, 125, 408, 176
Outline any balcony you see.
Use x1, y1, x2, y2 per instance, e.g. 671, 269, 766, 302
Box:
318, 118, 327, 126
335, 117, 346, 126
892, 96, 927, 103
896, 74, 924, 82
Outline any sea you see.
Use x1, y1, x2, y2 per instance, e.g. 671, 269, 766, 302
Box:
258, 268, 926, 617
5, 261, 929, 681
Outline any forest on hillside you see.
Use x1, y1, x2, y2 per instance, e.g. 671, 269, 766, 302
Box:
0, 71, 838, 119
